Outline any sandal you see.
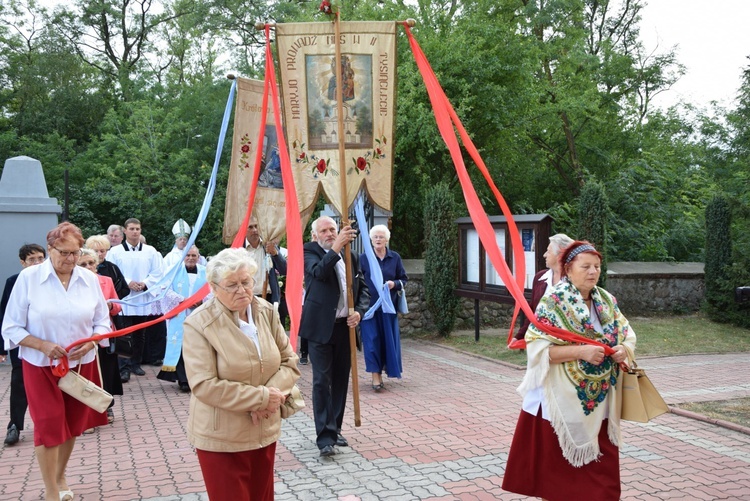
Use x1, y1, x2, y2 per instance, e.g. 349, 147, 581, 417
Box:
83, 428, 95, 435
59, 489, 74, 500
107, 408, 114, 424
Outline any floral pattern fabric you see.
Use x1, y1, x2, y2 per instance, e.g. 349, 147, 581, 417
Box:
530, 278, 629, 415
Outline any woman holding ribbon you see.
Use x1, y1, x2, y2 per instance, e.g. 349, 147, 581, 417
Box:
359, 224, 408, 390
502, 241, 635, 501
2, 222, 110, 501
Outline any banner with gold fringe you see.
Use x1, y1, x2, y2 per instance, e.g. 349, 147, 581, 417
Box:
223, 77, 287, 245
276, 21, 397, 216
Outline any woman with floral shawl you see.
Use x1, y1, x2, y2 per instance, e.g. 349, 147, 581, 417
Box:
502, 241, 636, 501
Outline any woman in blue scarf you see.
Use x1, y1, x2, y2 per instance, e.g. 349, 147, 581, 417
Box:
359, 225, 408, 391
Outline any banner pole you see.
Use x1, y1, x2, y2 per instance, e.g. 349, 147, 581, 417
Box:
333, 11, 361, 428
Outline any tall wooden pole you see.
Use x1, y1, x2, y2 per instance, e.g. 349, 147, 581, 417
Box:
334, 12, 361, 427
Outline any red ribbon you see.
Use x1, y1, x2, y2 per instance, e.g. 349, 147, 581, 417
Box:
401, 24, 614, 356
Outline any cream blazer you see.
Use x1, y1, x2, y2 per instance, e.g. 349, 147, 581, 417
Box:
183, 296, 300, 452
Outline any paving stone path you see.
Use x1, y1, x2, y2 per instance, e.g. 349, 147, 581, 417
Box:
1, 340, 749, 500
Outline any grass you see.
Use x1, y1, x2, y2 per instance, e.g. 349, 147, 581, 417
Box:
407, 313, 750, 364
675, 399, 750, 429
406, 313, 750, 429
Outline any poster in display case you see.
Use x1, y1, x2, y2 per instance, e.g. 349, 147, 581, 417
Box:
456, 214, 552, 304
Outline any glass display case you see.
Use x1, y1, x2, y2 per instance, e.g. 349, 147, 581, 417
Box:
456, 214, 552, 304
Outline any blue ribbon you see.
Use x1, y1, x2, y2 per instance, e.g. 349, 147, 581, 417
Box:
354, 195, 395, 320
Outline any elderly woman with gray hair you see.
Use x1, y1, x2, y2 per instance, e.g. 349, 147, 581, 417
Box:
182, 248, 300, 501
359, 224, 408, 391
510, 233, 574, 350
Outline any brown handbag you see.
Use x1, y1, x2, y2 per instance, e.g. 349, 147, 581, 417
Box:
620, 358, 669, 423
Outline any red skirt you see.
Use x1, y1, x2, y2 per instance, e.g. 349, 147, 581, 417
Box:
196, 443, 276, 501
23, 360, 109, 447
502, 408, 621, 501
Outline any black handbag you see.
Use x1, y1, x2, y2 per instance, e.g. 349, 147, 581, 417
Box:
113, 334, 134, 358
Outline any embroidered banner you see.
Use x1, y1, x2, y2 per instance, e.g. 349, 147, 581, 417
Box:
223, 77, 287, 244
275, 21, 397, 216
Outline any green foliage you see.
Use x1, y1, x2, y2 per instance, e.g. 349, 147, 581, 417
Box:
0, 0, 747, 285
703, 195, 750, 326
704, 196, 732, 316
577, 180, 608, 287
423, 182, 459, 336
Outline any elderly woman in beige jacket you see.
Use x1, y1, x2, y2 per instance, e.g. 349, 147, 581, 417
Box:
183, 248, 300, 501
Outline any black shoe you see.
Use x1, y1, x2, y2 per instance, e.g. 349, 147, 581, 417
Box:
335, 434, 348, 447
299, 353, 308, 365
151, 359, 163, 366
132, 366, 146, 376
319, 445, 335, 457
4, 424, 19, 445
120, 370, 131, 383
179, 382, 191, 393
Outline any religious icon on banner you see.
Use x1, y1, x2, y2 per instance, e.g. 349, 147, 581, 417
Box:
223, 77, 286, 244
276, 21, 397, 217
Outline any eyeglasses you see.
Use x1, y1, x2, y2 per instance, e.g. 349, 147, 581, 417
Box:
53, 247, 82, 259
78, 260, 98, 268
24, 257, 45, 265
214, 280, 254, 294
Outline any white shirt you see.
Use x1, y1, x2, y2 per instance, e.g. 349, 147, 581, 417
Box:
2, 260, 111, 368
239, 306, 262, 356
163, 246, 207, 272
329, 249, 348, 318
245, 241, 288, 296
107, 242, 164, 315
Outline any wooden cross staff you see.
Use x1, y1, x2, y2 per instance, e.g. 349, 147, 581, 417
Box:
333, 11, 362, 427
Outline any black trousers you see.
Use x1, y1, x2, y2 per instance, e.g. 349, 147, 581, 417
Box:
7, 348, 27, 430
118, 315, 167, 370
307, 321, 351, 449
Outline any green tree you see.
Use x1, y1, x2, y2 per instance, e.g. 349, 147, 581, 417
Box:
704, 195, 733, 321
423, 182, 459, 336
578, 180, 608, 287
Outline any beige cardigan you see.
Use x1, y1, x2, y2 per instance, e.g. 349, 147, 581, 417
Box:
182, 296, 300, 452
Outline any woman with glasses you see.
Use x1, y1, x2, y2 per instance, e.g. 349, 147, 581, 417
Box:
182, 248, 300, 501
1, 222, 110, 501
78, 248, 123, 427
85, 234, 130, 301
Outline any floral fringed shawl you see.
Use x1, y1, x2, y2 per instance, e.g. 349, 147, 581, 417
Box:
518, 278, 636, 467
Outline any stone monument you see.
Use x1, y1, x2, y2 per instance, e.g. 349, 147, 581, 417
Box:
0, 156, 61, 283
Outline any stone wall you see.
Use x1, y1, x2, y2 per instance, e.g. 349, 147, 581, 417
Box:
397, 260, 705, 334
399, 260, 513, 334
606, 262, 705, 316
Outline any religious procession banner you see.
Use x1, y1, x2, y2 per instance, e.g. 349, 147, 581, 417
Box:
275, 21, 397, 217
223, 77, 287, 244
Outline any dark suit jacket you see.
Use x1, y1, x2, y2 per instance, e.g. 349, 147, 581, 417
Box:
299, 242, 369, 344
0, 274, 19, 355
516, 268, 550, 340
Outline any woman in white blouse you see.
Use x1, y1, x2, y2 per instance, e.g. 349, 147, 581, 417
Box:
2, 222, 110, 501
